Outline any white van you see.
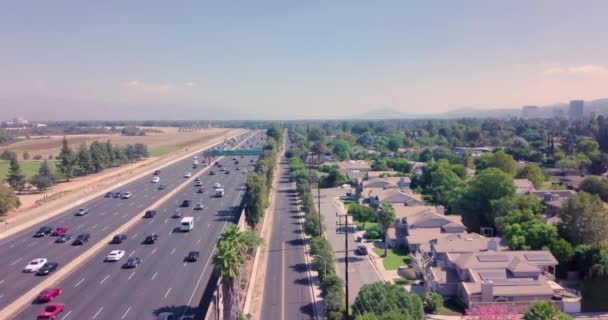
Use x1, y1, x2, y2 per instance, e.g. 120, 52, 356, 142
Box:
215, 189, 225, 197
180, 217, 194, 232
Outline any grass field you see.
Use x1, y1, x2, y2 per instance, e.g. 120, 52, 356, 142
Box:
149, 146, 180, 157
435, 298, 466, 315
0, 160, 59, 179
373, 246, 411, 270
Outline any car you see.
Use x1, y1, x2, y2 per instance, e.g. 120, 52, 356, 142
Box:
217, 164, 223, 168
154, 170, 161, 175
51, 227, 68, 236
184, 172, 192, 178
24, 258, 48, 273
225, 170, 231, 174
55, 234, 72, 243
144, 233, 159, 244
194, 177, 201, 182
152, 176, 160, 183
209, 170, 215, 175
34, 226, 53, 237
111, 234, 127, 244
37, 303, 64, 319
156, 312, 176, 320
36, 262, 59, 276
72, 233, 90, 246
219, 167, 225, 171
197, 187, 206, 193
242, 170, 248, 174
213, 183, 221, 188
144, 210, 157, 218
122, 257, 142, 269
235, 167, 240, 171
357, 245, 368, 256
173, 209, 183, 218
250, 159, 254, 162
112, 191, 122, 198
158, 183, 167, 190
105, 250, 126, 262
121, 192, 133, 199
234, 160, 239, 165
180, 200, 191, 207
105, 192, 113, 198
75, 207, 89, 216
214, 161, 219, 166
192, 164, 198, 169
194, 181, 203, 187
185, 251, 200, 262
36, 288, 61, 303
194, 202, 205, 210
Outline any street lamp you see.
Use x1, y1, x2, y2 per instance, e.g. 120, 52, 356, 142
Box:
312, 254, 327, 278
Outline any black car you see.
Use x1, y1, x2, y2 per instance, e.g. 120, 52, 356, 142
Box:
234, 160, 239, 165
180, 200, 192, 207
154, 170, 161, 175
111, 234, 127, 244
144, 233, 159, 244
225, 170, 231, 174
36, 262, 59, 276
55, 234, 73, 243
105, 192, 113, 198
122, 257, 142, 269
144, 210, 157, 218
158, 184, 167, 190
209, 171, 215, 175
34, 226, 53, 237
356, 245, 368, 256
112, 192, 122, 198
72, 233, 91, 246
186, 251, 200, 262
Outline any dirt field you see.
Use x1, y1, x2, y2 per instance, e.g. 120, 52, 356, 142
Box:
0, 127, 231, 160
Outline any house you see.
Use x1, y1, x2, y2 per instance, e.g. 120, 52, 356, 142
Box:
527, 190, 576, 220
558, 175, 588, 190
452, 147, 495, 158
337, 160, 371, 173
305, 154, 333, 166
367, 189, 424, 208
514, 179, 536, 194
365, 171, 399, 179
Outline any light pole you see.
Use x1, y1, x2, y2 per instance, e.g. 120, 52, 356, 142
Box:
311, 254, 327, 278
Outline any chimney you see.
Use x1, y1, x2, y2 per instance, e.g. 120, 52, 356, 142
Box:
481, 280, 494, 302
487, 238, 499, 251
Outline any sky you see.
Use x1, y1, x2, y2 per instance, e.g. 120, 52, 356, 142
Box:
1, 0, 608, 120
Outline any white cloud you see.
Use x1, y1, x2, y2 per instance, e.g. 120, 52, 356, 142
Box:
185, 81, 197, 87
124, 80, 172, 93
543, 67, 564, 75
543, 64, 608, 76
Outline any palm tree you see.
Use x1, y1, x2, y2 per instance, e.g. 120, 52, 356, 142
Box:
213, 225, 261, 320
377, 201, 396, 257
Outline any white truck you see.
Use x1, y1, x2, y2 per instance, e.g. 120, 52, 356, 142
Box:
180, 217, 194, 232
215, 188, 225, 197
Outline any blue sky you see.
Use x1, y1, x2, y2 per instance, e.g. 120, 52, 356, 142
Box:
1, 1, 607, 119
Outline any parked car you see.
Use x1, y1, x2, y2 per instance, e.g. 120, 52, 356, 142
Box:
36, 262, 59, 276
34, 226, 53, 237
111, 234, 127, 244
75, 207, 89, 216
122, 257, 142, 269
180, 200, 192, 207
55, 234, 72, 243
185, 251, 200, 262
51, 227, 68, 236
36, 288, 61, 303
105, 250, 126, 262
37, 303, 64, 319
144, 210, 157, 218
357, 245, 368, 255
24, 258, 48, 273
72, 233, 90, 246
121, 192, 133, 199
144, 233, 159, 244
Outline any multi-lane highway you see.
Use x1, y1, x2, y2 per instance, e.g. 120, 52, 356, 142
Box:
0, 130, 265, 319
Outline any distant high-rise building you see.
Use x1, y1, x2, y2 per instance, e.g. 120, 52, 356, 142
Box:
553, 109, 565, 118
522, 105, 540, 118
569, 100, 584, 120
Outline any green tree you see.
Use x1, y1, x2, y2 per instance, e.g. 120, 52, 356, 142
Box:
387, 134, 403, 152
516, 164, 545, 188
352, 282, 424, 320
245, 173, 268, 228
452, 168, 515, 232
266, 124, 282, 143
89, 141, 109, 172
427, 163, 463, 206
487, 150, 517, 176
30, 160, 57, 191
558, 192, 608, 246
75, 143, 94, 176
577, 140, 599, 156
22, 151, 29, 160
348, 204, 375, 226
332, 139, 351, 161
0, 182, 21, 214
423, 291, 444, 314
0, 150, 16, 161
6, 158, 26, 193
57, 137, 76, 181
579, 176, 608, 201
524, 301, 573, 320
377, 201, 396, 257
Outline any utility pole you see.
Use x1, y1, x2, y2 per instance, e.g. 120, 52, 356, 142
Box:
317, 149, 322, 237
336, 213, 351, 320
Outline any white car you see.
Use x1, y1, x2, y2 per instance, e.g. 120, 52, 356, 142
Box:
24, 258, 47, 273
242, 170, 248, 174
184, 173, 192, 178
152, 177, 160, 183
105, 250, 126, 262
121, 192, 133, 199
213, 183, 221, 189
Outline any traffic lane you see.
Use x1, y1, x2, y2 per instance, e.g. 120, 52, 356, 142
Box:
14, 168, 248, 319
0, 160, 220, 307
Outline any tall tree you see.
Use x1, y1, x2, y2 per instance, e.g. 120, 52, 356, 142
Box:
244, 173, 268, 228
56, 137, 76, 181
30, 160, 57, 191
487, 150, 517, 176
75, 143, 94, 176
558, 192, 608, 246
352, 282, 424, 320
332, 139, 351, 161
6, 157, 26, 193
377, 201, 396, 257
0, 181, 21, 214
516, 164, 545, 189
89, 141, 109, 172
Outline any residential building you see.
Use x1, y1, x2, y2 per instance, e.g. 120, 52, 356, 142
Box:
527, 190, 576, 222
514, 179, 536, 194
452, 147, 494, 158
367, 189, 424, 208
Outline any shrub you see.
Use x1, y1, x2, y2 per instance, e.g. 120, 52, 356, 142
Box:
424, 292, 444, 313
393, 278, 410, 285
365, 230, 380, 239
402, 268, 417, 280
33, 155, 43, 160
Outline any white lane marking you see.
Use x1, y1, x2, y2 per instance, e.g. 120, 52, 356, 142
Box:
151, 272, 158, 280
196, 216, 200, 222
9, 244, 15, 248
99, 275, 110, 284
164, 287, 172, 298
128, 250, 135, 257
196, 239, 201, 245
148, 220, 153, 224
92, 307, 104, 319
77, 224, 84, 229
168, 230, 173, 235
121, 307, 131, 320
101, 226, 108, 232
60, 310, 72, 320
122, 214, 128, 219
128, 202, 135, 207
49, 240, 57, 245
183, 262, 187, 267
74, 278, 85, 287
132, 234, 138, 239
9, 258, 23, 266
137, 204, 144, 208
26, 242, 36, 247
22, 238, 27, 242
170, 248, 176, 255
164, 219, 168, 224
91, 224, 98, 229
151, 248, 158, 255
128, 272, 136, 280
0, 279, 4, 284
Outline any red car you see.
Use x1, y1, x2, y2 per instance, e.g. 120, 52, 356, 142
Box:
38, 303, 64, 319
51, 227, 68, 237
36, 288, 61, 303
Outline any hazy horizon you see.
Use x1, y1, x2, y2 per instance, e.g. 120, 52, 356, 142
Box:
1, 1, 608, 120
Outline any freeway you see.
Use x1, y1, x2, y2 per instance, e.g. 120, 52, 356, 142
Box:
261, 141, 315, 320
0, 130, 252, 311
12, 133, 266, 319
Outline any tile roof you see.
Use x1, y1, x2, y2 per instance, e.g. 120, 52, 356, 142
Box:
514, 179, 536, 194
448, 251, 557, 271
432, 234, 506, 254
